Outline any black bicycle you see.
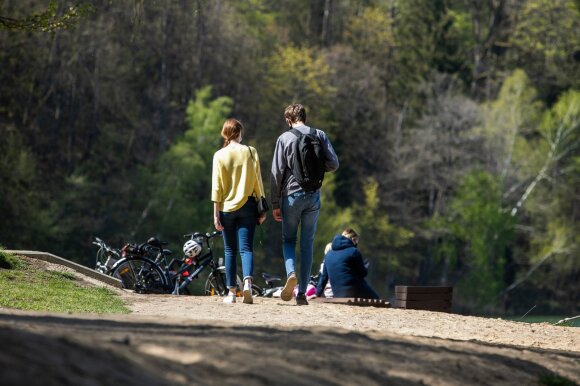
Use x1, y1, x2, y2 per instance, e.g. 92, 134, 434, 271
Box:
92, 237, 121, 274
110, 238, 172, 294
179, 231, 234, 296
109, 231, 242, 296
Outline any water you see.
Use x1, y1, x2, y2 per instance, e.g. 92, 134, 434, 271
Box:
502, 315, 580, 327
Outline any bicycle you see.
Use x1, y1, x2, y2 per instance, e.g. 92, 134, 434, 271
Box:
252, 272, 320, 298
109, 231, 244, 296
92, 237, 121, 274
110, 238, 172, 294
253, 272, 283, 297
179, 231, 239, 297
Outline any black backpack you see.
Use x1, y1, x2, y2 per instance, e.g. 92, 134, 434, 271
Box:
289, 128, 326, 192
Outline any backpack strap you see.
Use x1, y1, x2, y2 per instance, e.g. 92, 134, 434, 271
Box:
289, 127, 316, 137
289, 128, 301, 138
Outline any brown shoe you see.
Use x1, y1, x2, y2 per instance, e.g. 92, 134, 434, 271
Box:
280, 274, 297, 301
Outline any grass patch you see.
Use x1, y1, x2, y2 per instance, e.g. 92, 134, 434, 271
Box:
0, 249, 25, 269
0, 253, 130, 314
539, 374, 577, 386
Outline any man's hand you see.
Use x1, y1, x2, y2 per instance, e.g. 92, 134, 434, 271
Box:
273, 208, 282, 222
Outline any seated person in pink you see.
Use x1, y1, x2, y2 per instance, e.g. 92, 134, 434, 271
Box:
315, 228, 379, 299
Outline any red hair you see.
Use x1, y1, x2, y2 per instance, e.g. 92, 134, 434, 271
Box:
221, 119, 244, 147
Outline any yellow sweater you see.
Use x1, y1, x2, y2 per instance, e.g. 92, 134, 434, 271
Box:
211, 144, 265, 212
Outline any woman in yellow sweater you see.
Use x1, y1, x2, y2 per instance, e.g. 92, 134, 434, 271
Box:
212, 118, 266, 304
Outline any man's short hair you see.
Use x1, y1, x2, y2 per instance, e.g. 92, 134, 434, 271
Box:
284, 104, 307, 124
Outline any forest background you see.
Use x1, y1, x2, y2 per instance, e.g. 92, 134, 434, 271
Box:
1, 0, 578, 315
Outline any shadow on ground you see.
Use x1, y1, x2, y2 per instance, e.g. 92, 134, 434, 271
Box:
0, 312, 578, 386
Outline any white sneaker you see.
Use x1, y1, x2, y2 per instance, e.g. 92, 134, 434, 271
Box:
243, 283, 253, 304
281, 274, 297, 301
223, 294, 236, 303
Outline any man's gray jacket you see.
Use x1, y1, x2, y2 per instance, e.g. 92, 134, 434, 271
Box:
270, 124, 339, 209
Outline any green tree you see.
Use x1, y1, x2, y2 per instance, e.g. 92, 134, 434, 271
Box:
476, 72, 579, 313
518, 90, 580, 313
0, 129, 47, 249
510, 0, 580, 100
258, 45, 336, 165
134, 87, 232, 247
478, 69, 544, 184
0, 0, 93, 32
350, 178, 414, 296
394, 0, 468, 96
323, 45, 390, 205
312, 173, 353, 269
344, 6, 396, 81
432, 171, 515, 312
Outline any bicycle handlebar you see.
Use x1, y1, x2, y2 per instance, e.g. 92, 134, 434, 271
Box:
183, 231, 222, 239
92, 238, 120, 255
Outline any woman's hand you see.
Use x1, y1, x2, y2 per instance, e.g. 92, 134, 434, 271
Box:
214, 216, 224, 231
213, 202, 224, 231
258, 213, 267, 225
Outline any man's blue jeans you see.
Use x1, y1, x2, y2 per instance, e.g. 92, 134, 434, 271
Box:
281, 190, 320, 294
220, 198, 257, 288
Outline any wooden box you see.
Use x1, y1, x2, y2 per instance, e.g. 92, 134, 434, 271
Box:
394, 286, 453, 313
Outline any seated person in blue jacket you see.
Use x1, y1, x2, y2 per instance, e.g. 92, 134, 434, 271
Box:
315, 228, 379, 299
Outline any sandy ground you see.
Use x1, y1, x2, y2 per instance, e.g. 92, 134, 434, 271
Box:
0, 257, 579, 385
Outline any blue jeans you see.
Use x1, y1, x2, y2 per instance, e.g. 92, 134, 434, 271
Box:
220, 198, 257, 288
281, 190, 321, 294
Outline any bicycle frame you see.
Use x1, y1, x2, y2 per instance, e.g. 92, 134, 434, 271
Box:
173, 231, 224, 293
173, 250, 219, 294
92, 237, 121, 274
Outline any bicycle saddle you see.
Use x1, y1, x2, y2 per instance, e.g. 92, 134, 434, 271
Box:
262, 272, 282, 283
146, 237, 168, 249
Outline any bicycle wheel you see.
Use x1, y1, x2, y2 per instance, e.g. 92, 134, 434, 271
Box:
111, 257, 168, 294
204, 268, 229, 296
204, 269, 245, 296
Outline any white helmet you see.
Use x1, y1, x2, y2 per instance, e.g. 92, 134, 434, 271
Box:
183, 239, 202, 258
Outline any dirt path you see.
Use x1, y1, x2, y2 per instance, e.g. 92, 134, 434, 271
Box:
1, 258, 579, 385
124, 291, 580, 353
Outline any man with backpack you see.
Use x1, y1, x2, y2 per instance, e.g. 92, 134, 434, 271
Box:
270, 104, 339, 305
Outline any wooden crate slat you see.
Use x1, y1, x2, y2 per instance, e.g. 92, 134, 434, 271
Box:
395, 299, 451, 308
394, 300, 451, 312
395, 286, 453, 295
396, 292, 453, 301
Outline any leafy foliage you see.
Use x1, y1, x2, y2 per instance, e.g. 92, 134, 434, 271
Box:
0, 0, 578, 314
510, 0, 580, 100
135, 87, 233, 246
431, 171, 515, 311
0, 249, 24, 270
0, 1, 93, 32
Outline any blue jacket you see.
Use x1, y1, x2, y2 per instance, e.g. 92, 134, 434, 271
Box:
316, 235, 379, 299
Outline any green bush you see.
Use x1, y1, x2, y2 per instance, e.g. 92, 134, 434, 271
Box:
0, 249, 24, 270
